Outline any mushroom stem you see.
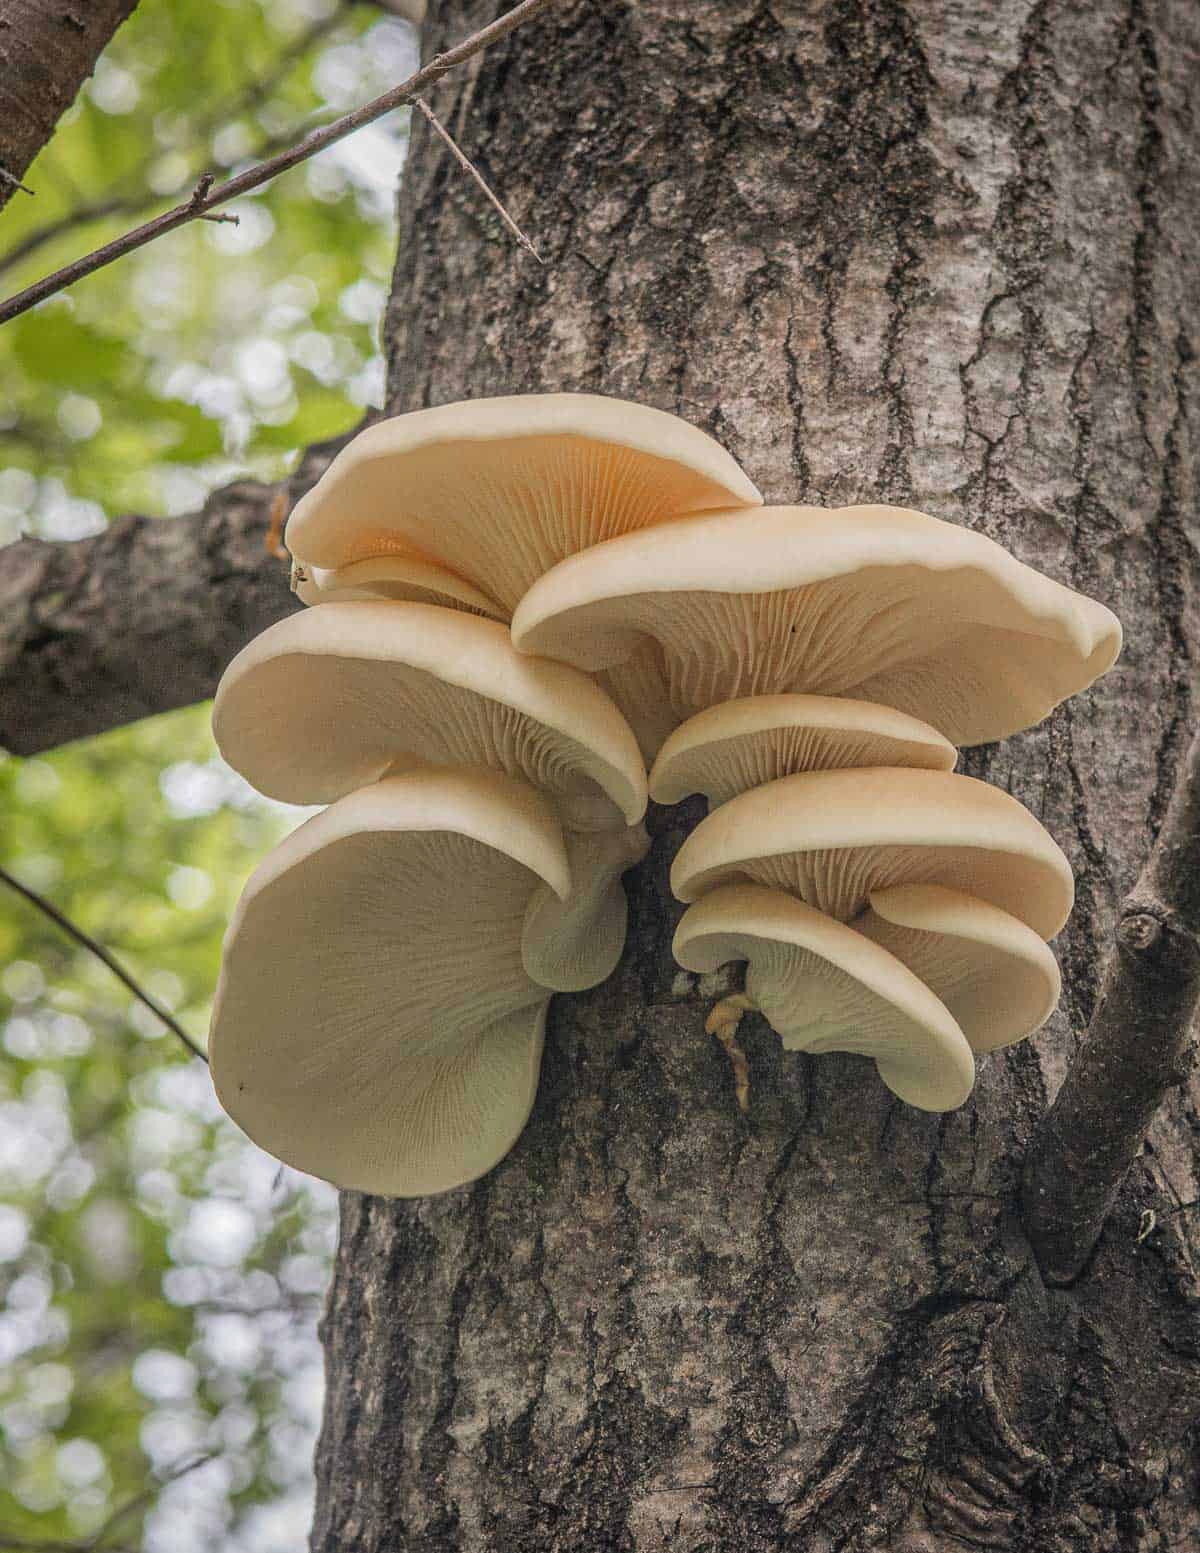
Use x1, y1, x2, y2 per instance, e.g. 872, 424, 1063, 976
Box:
705, 993, 756, 1112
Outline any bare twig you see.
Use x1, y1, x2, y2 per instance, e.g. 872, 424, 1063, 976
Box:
0, 864, 208, 1063
415, 97, 542, 263
0, 1451, 215, 1553
0, 0, 559, 325
1023, 723, 1200, 1284
0, 10, 343, 278
0, 165, 34, 197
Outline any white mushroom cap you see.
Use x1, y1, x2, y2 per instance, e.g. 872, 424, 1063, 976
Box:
209, 768, 570, 1197
511, 504, 1122, 749
855, 883, 1061, 1053
293, 555, 504, 618
649, 694, 957, 806
212, 602, 647, 827
674, 884, 975, 1111
284, 394, 763, 613
522, 824, 650, 992
670, 767, 1073, 939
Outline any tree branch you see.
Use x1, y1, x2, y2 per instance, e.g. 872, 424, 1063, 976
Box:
1023, 724, 1200, 1284
0, 0, 140, 218
0, 433, 358, 755
0, 0, 561, 324
0, 7, 346, 278
0, 864, 208, 1062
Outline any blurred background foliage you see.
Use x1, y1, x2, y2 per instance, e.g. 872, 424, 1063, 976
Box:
0, 1, 415, 1546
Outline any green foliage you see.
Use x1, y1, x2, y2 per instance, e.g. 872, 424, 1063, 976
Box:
0, 0, 411, 533
0, 1, 414, 1544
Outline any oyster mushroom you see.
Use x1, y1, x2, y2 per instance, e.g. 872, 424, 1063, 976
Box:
209, 768, 570, 1197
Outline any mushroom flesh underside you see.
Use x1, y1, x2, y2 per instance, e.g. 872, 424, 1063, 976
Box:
856, 886, 1061, 1053
674, 886, 974, 1112
290, 436, 753, 614
211, 817, 559, 1197
522, 825, 651, 992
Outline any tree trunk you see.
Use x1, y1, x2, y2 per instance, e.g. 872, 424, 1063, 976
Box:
0, 0, 140, 211
312, 1, 1200, 1546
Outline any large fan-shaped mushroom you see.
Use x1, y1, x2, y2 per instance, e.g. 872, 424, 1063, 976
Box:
213, 602, 647, 830
511, 503, 1121, 754
209, 768, 570, 1197
284, 393, 762, 613
671, 768, 1073, 940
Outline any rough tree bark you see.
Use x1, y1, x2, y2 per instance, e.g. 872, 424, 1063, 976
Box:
0, 0, 140, 211
0, 436, 354, 753
309, 1, 1200, 1549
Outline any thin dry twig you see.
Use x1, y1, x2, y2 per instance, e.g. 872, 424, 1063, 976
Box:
0, 1451, 216, 1553
415, 96, 542, 263
0, 10, 342, 278
0, 0, 559, 325
0, 864, 208, 1063
0, 165, 34, 198
1023, 723, 1200, 1284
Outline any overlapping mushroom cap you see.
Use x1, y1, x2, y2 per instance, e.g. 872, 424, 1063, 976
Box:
293, 555, 504, 617
649, 694, 956, 806
674, 885, 975, 1111
213, 602, 647, 828
284, 393, 763, 614
209, 768, 570, 1197
511, 503, 1122, 753
855, 883, 1061, 1052
671, 768, 1073, 939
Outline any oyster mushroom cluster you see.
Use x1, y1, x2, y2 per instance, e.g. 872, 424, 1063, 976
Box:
208, 393, 1121, 1195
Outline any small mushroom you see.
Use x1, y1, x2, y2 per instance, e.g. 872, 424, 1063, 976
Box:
213, 602, 647, 829
209, 767, 571, 1197
293, 555, 504, 618
670, 767, 1073, 940
855, 883, 1061, 1052
284, 393, 763, 614
522, 824, 651, 992
649, 693, 956, 807
673, 884, 975, 1111
511, 503, 1122, 753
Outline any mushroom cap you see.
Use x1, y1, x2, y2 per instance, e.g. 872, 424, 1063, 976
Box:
674, 884, 975, 1111
670, 767, 1073, 939
522, 824, 650, 992
649, 693, 957, 806
293, 555, 504, 618
209, 768, 570, 1197
856, 883, 1061, 1053
284, 393, 763, 613
511, 503, 1122, 748
212, 601, 648, 826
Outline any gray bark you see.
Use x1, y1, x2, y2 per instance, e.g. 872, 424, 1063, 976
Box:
310, 0, 1200, 1547
0, 440, 353, 753
0, 0, 139, 211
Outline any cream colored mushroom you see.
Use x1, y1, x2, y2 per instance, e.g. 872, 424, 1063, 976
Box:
284, 393, 762, 614
671, 768, 1073, 940
674, 884, 975, 1111
213, 601, 647, 829
292, 555, 504, 618
855, 883, 1061, 1052
522, 824, 650, 992
209, 768, 571, 1197
649, 693, 956, 806
511, 503, 1122, 753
